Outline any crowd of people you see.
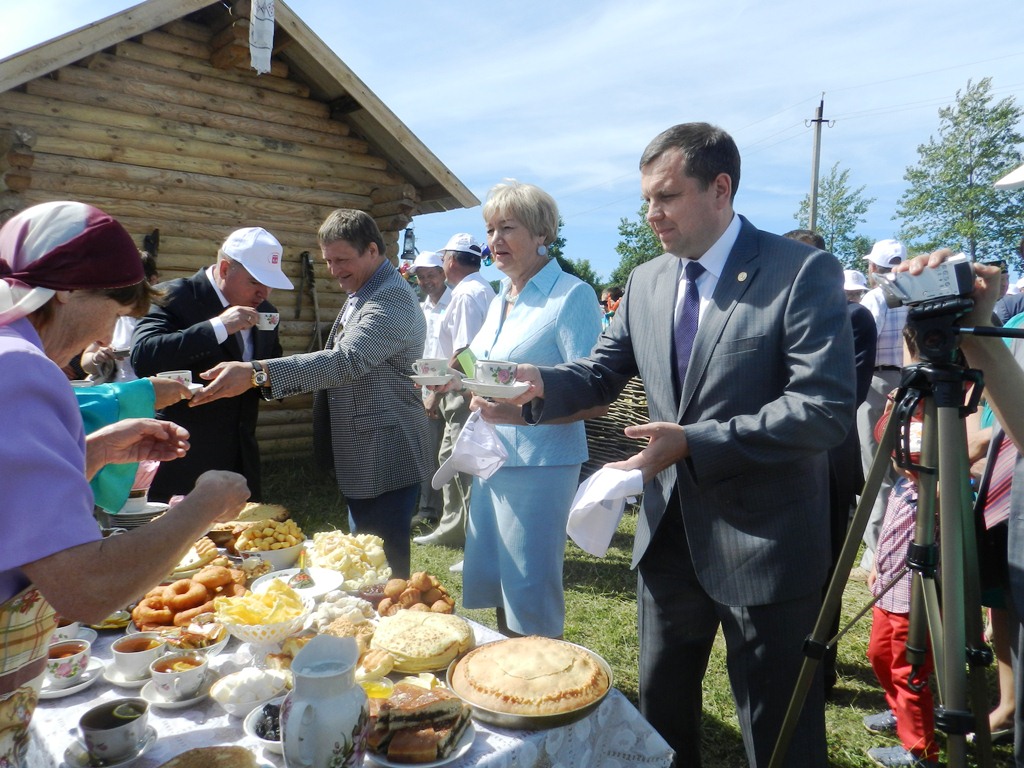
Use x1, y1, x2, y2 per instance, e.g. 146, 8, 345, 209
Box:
3, 120, 1024, 768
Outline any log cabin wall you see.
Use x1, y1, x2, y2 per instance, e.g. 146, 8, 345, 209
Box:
0, 12, 428, 463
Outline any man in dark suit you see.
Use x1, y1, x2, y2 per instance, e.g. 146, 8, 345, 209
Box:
131, 227, 292, 502
505, 124, 855, 766
191, 210, 432, 578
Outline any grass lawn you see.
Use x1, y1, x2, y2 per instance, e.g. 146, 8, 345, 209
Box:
264, 457, 1014, 767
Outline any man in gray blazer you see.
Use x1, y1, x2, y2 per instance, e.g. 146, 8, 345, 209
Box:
506, 123, 855, 767
194, 210, 432, 578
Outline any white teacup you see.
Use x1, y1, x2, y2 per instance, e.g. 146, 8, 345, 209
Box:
79, 698, 149, 763
46, 639, 91, 689
111, 633, 166, 681
156, 370, 192, 386
150, 652, 208, 701
476, 359, 518, 386
413, 358, 449, 377
52, 617, 80, 642
256, 312, 280, 330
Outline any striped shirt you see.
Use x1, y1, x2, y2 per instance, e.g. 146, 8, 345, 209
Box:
871, 477, 924, 614
861, 287, 908, 367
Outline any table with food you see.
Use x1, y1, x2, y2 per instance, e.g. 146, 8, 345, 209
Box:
26, 504, 674, 768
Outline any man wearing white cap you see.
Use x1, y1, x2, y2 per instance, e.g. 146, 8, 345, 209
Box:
414, 234, 495, 554
408, 250, 451, 529
856, 239, 909, 566
843, 269, 869, 303
132, 226, 293, 502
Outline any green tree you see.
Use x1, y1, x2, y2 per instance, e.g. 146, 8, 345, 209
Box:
550, 216, 602, 295
794, 162, 876, 268
895, 77, 1024, 265
611, 202, 662, 286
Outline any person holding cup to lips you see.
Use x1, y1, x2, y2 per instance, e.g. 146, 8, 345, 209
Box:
132, 227, 293, 502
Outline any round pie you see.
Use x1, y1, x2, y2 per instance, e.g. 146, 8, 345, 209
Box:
450, 636, 610, 716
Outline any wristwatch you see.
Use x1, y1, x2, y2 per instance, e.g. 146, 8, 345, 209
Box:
251, 361, 269, 388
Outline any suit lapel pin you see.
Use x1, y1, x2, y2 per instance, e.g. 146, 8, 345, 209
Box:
737, 272, 748, 282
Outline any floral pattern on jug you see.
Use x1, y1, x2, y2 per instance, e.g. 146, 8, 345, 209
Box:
281, 634, 368, 768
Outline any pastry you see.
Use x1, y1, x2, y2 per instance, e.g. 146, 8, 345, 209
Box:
370, 612, 472, 673
450, 636, 609, 716
155, 746, 258, 768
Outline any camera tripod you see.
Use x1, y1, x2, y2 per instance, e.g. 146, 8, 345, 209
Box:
770, 298, 1001, 768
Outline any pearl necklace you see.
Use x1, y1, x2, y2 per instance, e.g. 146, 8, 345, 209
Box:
504, 290, 518, 304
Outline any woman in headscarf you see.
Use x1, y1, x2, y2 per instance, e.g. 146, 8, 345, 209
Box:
0, 202, 248, 764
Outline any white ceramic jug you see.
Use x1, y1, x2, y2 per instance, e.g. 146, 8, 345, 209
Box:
282, 634, 368, 768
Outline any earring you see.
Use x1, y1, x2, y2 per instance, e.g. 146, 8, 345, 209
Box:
537, 245, 548, 257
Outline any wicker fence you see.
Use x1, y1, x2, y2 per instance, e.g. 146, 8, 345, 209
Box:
581, 377, 650, 478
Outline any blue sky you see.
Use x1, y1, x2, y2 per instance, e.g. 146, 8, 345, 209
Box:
3, 0, 1023, 283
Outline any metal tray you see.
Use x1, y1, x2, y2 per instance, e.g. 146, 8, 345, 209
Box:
446, 639, 612, 730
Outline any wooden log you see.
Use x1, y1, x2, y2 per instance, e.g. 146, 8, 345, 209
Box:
257, 408, 315, 426
17, 78, 382, 173
53, 63, 342, 128
2, 171, 31, 193
25, 152, 371, 211
140, 30, 290, 78
370, 199, 417, 219
29, 169, 338, 227
254, 423, 313, 440
114, 40, 308, 98
29, 131, 398, 191
137, 30, 212, 62
86, 52, 327, 119
0, 192, 25, 223
0, 88, 365, 161
22, 76, 352, 149
160, 19, 213, 44
370, 184, 418, 205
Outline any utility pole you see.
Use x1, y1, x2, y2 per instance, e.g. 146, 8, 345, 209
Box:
806, 94, 832, 232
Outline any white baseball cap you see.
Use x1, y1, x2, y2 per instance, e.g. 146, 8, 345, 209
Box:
864, 239, 907, 268
442, 233, 483, 258
843, 270, 868, 292
408, 250, 444, 273
995, 161, 1024, 191
221, 227, 293, 289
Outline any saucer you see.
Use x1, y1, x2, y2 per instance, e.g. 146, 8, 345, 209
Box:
462, 379, 530, 399
40, 657, 104, 699
410, 373, 453, 386
63, 725, 157, 768
187, 383, 203, 394
140, 671, 216, 709
102, 665, 150, 689
77, 627, 98, 644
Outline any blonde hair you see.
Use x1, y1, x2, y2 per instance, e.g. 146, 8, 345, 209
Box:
482, 180, 559, 244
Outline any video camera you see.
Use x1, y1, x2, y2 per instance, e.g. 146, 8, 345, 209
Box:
878, 253, 974, 308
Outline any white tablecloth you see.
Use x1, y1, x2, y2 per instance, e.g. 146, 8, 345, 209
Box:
29, 622, 673, 768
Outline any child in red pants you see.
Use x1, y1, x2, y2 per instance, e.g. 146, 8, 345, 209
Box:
865, 476, 938, 767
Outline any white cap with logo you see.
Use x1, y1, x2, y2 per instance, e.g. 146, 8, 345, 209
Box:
221, 227, 293, 289
408, 250, 444, 273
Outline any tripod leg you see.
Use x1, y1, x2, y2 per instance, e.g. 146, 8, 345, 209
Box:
768, 407, 903, 768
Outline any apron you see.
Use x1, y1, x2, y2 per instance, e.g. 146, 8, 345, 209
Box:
0, 585, 57, 766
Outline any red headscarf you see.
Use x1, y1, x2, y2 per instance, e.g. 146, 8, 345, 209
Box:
0, 201, 143, 326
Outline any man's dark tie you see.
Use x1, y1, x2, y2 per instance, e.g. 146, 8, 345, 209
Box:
674, 260, 705, 389
982, 432, 1017, 529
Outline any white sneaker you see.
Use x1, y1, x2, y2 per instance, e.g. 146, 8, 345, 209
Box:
449, 560, 464, 573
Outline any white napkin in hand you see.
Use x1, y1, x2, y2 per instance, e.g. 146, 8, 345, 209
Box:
567, 467, 644, 557
431, 411, 508, 489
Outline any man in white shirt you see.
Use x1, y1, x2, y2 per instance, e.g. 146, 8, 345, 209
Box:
856, 239, 909, 566
414, 234, 496, 550
408, 250, 452, 529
